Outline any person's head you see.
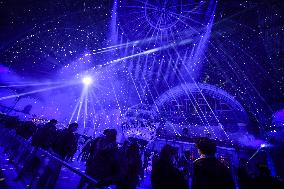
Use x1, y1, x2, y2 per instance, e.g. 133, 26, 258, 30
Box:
160, 144, 177, 163
184, 150, 191, 158
257, 163, 271, 176
49, 119, 58, 125
182, 128, 189, 136
103, 128, 117, 142
68, 122, 78, 132
122, 140, 130, 148
46, 119, 57, 130
127, 142, 140, 155
239, 158, 248, 167
195, 137, 216, 156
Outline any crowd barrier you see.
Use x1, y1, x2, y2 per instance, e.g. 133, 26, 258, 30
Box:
0, 126, 99, 189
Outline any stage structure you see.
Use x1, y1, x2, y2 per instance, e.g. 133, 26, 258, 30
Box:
155, 83, 248, 139
121, 83, 249, 144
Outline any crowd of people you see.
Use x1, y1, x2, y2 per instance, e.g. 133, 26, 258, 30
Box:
0, 114, 283, 189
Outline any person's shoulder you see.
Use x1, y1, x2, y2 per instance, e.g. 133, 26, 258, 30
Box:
194, 157, 220, 166
193, 157, 206, 165
93, 136, 103, 143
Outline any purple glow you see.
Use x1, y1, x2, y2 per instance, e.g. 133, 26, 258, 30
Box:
0, 0, 282, 144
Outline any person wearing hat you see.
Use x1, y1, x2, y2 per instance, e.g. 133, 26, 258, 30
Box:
192, 137, 235, 189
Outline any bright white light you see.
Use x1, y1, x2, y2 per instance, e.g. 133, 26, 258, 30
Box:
82, 76, 93, 86
260, 144, 266, 148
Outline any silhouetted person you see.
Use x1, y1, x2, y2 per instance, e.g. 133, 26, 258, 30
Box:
192, 137, 235, 189
252, 163, 282, 189
77, 136, 93, 162
16, 121, 36, 140
237, 158, 252, 189
77, 136, 102, 189
151, 151, 159, 171
77, 129, 120, 189
38, 122, 78, 189
32, 119, 57, 150
3, 116, 20, 129
15, 119, 57, 184
142, 149, 152, 177
179, 150, 193, 180
52, 122, 79, 160
117, 142, 142, 189
22, 104, 32, 114
151, 144, 189, 189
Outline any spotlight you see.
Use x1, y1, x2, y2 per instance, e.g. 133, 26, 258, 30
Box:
82, 76, 93, 86
261, 143, 271, 148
